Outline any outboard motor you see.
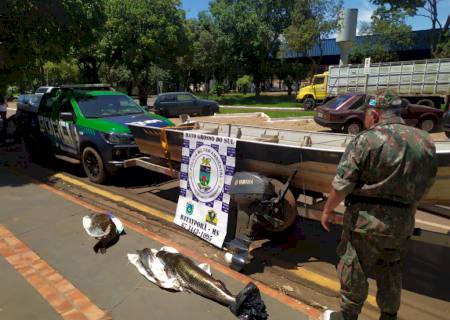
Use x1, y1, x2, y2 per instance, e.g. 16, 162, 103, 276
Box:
225, 170, 297, 271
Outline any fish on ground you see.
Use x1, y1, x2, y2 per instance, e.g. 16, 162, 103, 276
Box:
128, 246, 268, 320
82, 212, 125, 254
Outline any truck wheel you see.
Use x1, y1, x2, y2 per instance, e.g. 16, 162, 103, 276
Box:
417, 99, 435, 108
303, 98, 316, 110
260, 179, 297, 233
418, 117, 436, 132
344, 121, 363, 135
82, 147, 107, 184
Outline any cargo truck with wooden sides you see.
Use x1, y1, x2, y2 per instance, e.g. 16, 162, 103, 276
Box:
296, 58, 450, 110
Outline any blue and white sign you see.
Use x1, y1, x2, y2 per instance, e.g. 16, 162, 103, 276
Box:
174, 132, 237, 248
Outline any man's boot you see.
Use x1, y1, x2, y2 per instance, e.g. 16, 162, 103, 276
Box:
380, 312, 397, 320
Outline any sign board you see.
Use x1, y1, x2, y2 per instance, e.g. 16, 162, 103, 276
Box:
174, 132, 237, 248
364, 57, 371, 74
157, 81, 163, 94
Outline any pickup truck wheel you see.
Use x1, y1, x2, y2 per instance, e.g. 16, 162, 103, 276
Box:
303, 98, 316, 110
418, 118, 436, 132
344, 121, 363, 135
82, 147, 107, 184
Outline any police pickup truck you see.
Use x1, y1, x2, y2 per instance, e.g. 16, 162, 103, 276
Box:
15, 85, 173, 183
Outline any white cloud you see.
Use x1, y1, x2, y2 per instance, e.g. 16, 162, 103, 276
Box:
354, 0, 375, 35
357, 1, 374, 23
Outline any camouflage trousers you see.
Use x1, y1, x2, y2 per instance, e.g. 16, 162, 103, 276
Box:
337, 230, 409, 320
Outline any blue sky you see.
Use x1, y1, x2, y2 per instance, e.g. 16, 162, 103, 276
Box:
181, 0, 450, 32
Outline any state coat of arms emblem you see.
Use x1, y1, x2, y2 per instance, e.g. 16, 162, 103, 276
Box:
198, 157, 211, 191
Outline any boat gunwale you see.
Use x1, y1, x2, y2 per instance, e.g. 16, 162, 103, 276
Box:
128, 122, 450, 155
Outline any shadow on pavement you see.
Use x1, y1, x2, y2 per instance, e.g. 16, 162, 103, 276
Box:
246, 217, 450, 302
0, 142, 57, 188
2, 141, 448, 303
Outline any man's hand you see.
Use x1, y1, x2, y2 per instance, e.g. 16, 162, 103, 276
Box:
321, 188, 347, 232
321, 211, 335, 232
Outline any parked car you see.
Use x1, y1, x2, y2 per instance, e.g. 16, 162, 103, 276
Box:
153, 92, 219, 117
35, 86, 59, 95
443, 109, 450, 138
314, 93, 443, 134
17, 94, 43, 112
16, 86, 173, 184
36, 84, 113, 95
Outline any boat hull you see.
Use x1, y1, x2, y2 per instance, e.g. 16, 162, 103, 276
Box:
129, 123, 450, 206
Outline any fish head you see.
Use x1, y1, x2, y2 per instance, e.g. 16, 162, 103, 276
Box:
82, 214, 111, 238
136, 248, 156, 271
155, 247, 179, 265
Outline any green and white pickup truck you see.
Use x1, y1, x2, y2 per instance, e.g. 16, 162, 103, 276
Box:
15, 85, 173, 183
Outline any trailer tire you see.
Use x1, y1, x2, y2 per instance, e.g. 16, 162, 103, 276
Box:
82, 147, 107, 184
417, 99, 435, 108
260, 179, 297, 233
303, 98, 316, 110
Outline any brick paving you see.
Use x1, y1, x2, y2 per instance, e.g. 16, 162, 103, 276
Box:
0, 225, 110, 320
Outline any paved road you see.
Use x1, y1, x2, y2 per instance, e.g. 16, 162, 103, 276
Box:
2, 104, 449, 320
0, 168, 313, 320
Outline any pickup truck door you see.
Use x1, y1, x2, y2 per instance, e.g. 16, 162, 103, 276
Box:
57, 98, 80, 155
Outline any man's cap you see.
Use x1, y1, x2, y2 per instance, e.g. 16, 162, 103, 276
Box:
365, 89, 402, 110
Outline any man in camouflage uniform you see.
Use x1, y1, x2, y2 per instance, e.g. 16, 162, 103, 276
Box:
320, 89, 437, 320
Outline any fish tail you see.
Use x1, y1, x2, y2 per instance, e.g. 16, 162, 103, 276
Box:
229, 282, 268, 320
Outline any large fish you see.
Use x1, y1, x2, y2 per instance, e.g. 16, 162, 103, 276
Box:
128, 247, 268, 320
82, 212, 124, 254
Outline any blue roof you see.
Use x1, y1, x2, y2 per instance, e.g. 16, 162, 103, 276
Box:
284, 29, 433, 59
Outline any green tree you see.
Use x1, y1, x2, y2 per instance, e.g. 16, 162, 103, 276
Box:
185, 13, 225, 95
0, 0, 107, 91
70, 1, 107, 83
210, 0, 294, 96
102, 0, 187, 105
236, 75, 253, 94
273, 45, 309, 94
44, 60, 80, 85
370, 0, 450, 57
284, 0, 343, 72
99, 64, 133, 93
350, 7, 414, 63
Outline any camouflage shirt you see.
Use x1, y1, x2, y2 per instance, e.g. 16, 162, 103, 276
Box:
333, 115, 437, 204
333, 115, 437, 237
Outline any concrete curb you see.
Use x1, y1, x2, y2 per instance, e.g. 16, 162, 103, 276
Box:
212, 112, 270, 119
269, 116, 315, 122
220, 105, 305, 111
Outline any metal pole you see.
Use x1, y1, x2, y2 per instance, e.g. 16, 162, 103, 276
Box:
339, 46, 349, 66
364, 74, 369, 94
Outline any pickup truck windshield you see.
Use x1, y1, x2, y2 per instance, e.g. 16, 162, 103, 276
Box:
76, 95, 144, 118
